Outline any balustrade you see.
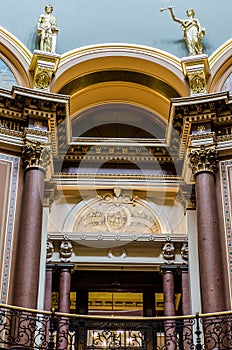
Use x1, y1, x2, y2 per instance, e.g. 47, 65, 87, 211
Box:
0, 303, 231, 349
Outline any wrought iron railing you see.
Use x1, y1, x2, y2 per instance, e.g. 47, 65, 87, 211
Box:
0, 303, 232, 349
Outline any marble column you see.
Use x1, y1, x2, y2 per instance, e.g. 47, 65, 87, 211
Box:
44, 264, 55, 311
57, 264, 73, 350
180, 266, 191, 316
161, 266, 176, 317
189, 143, 227, 313
58, 264, 73, 313
13, 139, 51, 309
161, 266, 176, 350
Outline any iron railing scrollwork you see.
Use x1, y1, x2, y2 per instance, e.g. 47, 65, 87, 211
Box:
0, 303, 232, 349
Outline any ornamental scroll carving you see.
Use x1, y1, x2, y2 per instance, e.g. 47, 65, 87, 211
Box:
189, 144, 218, 175
46, 239, 54, 261
59, 237, 73, 262
73, 190, 161, 235
181, 242, 188, 263
162, 238, 175, 264
22, 139, 51, 171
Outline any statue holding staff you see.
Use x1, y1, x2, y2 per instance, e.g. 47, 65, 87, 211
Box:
161, 6, 205, 56
37, 5, 59, 53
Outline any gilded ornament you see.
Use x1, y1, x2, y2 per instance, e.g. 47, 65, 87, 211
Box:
22, 139, 51, 171
189, 144, 218, 175
165, 7, 205, 55
190, 74, 205, 94
34, 70, 51, 90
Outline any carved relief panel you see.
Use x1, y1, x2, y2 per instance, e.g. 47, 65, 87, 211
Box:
72, 190, 161, 235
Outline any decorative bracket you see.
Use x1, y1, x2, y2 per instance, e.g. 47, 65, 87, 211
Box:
29, 50, 61, 91
181, 54, 210, 95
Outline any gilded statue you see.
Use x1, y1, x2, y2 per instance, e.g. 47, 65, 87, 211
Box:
37, 5, 58, 53
166, 7, 205, 55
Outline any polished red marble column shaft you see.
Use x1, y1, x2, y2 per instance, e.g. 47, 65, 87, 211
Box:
162, 267, 176, 350
13, 168, 44, 309
181, 267, 191, 315
163, 269, 175, 316
195, 171, 227, 313
58, 265, 72, 313
44, 264, 54, 311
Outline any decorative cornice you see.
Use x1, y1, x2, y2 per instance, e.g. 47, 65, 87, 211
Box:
189, 143, 218, 175
22, 138, 51, 171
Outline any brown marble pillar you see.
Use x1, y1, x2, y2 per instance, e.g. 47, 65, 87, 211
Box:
12, 140, 51, 309
44, 264, 55, 311
58, 264, 73, 313
180, 266, 193, 350
161, 266, 176, 350
161, 266, 176, 317
57, 264, 73, 350
190, 144, 228, 313
180, 266, 191, 315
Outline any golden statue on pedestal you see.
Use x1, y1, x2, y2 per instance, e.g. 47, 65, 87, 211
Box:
37, 5, 59, 53
161, 6, 205, 55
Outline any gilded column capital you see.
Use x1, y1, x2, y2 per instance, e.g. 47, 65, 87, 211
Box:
189, 144, 218, 175
22, 138, 51, 172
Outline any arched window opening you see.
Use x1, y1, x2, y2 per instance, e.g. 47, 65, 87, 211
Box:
71, 103, 166, 141
0, 58, 17, 90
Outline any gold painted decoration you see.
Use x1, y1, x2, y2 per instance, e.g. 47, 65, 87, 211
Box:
163, 7, 205, 56
189, 144, 218, 175
22, 138, 51, 171
181, 55, 210, 95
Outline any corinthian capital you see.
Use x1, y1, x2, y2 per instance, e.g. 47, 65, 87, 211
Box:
189, 144, 218, 175
22, 139, 51, 171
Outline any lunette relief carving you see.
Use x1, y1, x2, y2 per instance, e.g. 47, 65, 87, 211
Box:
73, 190, 161, 234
